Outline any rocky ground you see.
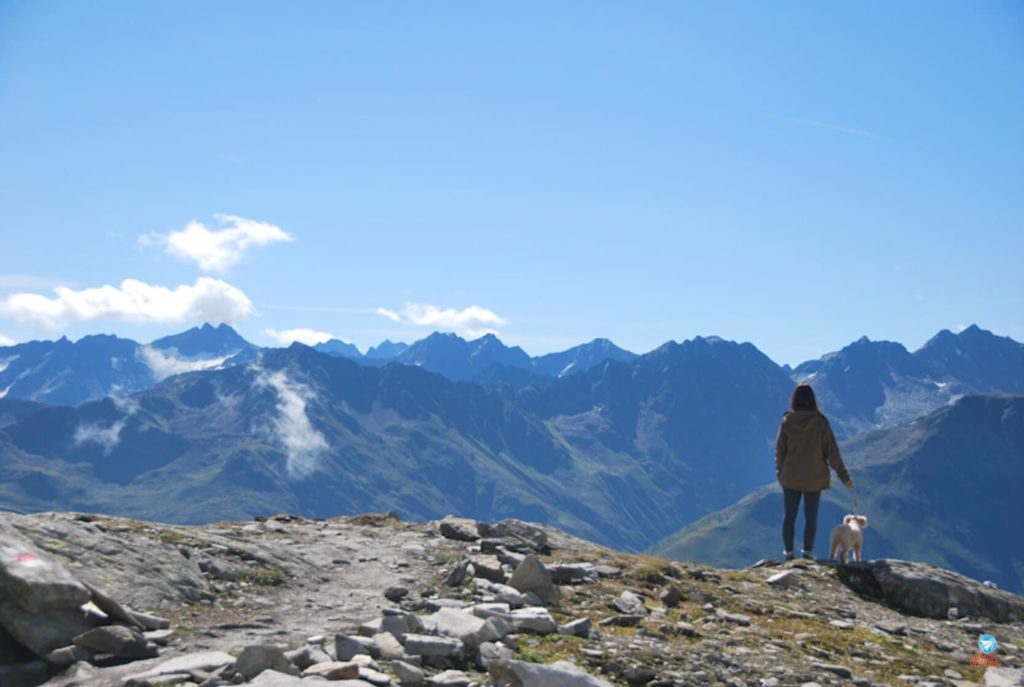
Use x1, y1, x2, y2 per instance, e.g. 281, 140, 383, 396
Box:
1, 510, 1023, 687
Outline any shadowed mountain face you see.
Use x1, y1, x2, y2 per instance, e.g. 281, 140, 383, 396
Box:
792, 324, 1024, 437
0, 337, 794, 550
649, 395, 1024, 593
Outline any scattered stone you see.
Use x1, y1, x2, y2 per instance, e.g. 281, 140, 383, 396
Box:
373, 631, 405, 659
559, 617, 593, 637
490, 658, 613, 686
44, 643, 93, 666
440, 516, 480, 542
73, 624, 156, 659
235, 644, 298, 680
469, 555, 507, 583
508, 554, 560, 606
285, 643, 333, 669
812, 662, 853, 678
429, 669, 474, 686
126, 651, 236, 681
393, 659, 425, 684
507, 607, 559, 634
478, 641, 515, 670
599, 615, 644, 627
360, 665, 393, 685
248, 669, 309, 686
477, 520, 550, 553
984, 667, 1024, 686
402, 633, 464, 658
444, 559, 471, 587
548, 563, 599, 585
622, 666, 657, 685
385, 586, 410, 602
715, 609, 751, 626
336, 634, 379, 660
829, 620, 854, 630
613, 591, 648, 616
303, 660, 361, 679
659, 587, 683, 607
767, 570, 803, 588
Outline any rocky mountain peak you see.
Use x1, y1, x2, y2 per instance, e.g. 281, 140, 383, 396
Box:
1, 511, 1022, 687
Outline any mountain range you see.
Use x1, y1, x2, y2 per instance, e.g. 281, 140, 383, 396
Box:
0, 323, 1021, 592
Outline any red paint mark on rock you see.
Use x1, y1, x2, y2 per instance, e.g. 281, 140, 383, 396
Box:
14, 551, 38, 564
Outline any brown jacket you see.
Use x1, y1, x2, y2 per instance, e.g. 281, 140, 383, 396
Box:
775, 410, 850, 492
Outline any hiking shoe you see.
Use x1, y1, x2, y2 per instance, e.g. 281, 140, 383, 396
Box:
800, 550, 815, 561
784, 550, 795, 561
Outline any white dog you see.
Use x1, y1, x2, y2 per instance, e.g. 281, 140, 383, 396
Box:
829, 514, 868, 563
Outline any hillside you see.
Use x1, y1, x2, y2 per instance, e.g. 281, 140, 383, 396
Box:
650, 395, 1024, 593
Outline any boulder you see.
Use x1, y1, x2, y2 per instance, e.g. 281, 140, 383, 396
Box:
475, 580, 526, 607
0, 544, 90, 613
393, 659, 425, 684
336, 634, 379, 661
506, 607, 558, 634
0, 597, 95, 657
837, 559, 1024, 622
125, 650, 235, 680
248, 670, 311, 686
490, 658, 614, 686
612, 590, 647, 616
429, 669, 474, 686
477, 641, 514, 670
235, 644, 298, 680
444, 560, 471, 587
508, 554, 559, 606
284, 644, 332, 670
477, 520, 550, 553
302, 660, 361, 679
430, 608, 495, 647
469, 555, 507, 583
72, 625, 155, 659
373, 631, 404, 660
439, 516, 479, 542
401, 633, 463, 658
559, 618, 592, 638
548, 563, 598, 585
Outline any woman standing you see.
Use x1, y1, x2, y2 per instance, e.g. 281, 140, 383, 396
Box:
775, 384, 853, 561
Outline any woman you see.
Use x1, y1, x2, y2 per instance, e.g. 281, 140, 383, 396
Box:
775, 383, 853, 561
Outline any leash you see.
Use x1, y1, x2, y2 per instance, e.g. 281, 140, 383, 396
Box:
851, 482, 860, 514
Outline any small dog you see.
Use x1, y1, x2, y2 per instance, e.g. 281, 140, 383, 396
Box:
829, 514, 868, 563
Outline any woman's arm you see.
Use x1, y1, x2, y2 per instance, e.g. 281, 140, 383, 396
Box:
824, 421, 853, 487
775, 423, 787, 478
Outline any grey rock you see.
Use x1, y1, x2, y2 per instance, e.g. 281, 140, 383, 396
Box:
444, 559, 471, 587
811, 662, 853, 678
73, 624, 156, 659
247, 669, 310, 686
0, 598, 95, 657
439, 516, 480, 542
508, 554, 559, 606
658, 587, 683, 607
303, 660, 361, 679
385, 586, 409, 602
0, 540, 90, 613
985, 667, 1024, 686
767, 570, 803, 588
622, 666, 657, 685
469, 555, 507, 583
401, 633, 463, 658
284, 644, 332, 670
127, 650, 236, 680
837, 559, 1024, 622
477, 520, 550, 553
393, 659, 425, 684
43, 643, 93, 666
373, 631, 404, 659
336, 634, 380, 661
235, 644, 298, 680
477, 641, 515, 670
612, 591, 648, 616
548, 563, 598, 585
559, 617, 592, 638
128, 610, 172, 631
490, 658, 614, 686
715, 609, 751, 626
475, 581, 526, 607
507, 607, 558, 634
429, 669, 474, 686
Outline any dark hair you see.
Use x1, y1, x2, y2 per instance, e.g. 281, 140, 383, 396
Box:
791, 384, 818, 411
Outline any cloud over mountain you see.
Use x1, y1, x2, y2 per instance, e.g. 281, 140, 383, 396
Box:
0, 277, 253, 328
378, 303, 507, 338
264, 328, 338, 346
254, 368, 328, 479
143, 214, 293, 272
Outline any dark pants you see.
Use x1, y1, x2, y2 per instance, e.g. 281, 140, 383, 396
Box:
782, 488, 821, 553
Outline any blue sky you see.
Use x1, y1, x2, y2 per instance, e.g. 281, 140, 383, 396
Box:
0, 1, 1021, 365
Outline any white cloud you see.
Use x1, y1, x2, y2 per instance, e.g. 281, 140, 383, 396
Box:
0, 277, 254, 328
375, 302, 506, 338
0, 334, 15, 347
254, 369, 327, 479
264, 328, 340, 346
140, 346, 234, 381
74, 420, 126, 454
143, 214, 293, 272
